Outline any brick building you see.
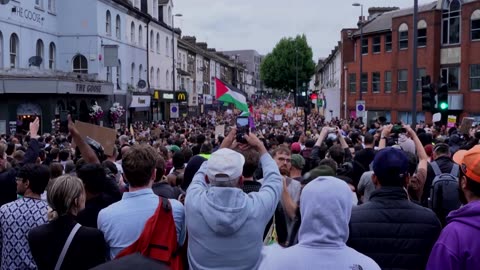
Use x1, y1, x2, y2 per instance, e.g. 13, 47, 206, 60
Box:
341, 0, 480, 124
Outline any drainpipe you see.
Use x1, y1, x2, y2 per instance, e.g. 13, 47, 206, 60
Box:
344, 65, 348, 119
146, 19, 152, 121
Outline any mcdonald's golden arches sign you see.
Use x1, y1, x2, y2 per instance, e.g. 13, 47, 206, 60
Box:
175, 91, 188, 102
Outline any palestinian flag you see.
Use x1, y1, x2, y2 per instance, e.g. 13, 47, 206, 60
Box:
215, 78, 249, 112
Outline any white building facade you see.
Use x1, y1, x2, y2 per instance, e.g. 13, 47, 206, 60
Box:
317, 45, 342, 122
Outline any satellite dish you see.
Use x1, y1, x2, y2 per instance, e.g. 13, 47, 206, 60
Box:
28, 56, 43, 67
137, 80, 147, 89
0, 0, 10, 5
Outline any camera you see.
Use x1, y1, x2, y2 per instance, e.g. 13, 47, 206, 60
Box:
236, 116, 249, 144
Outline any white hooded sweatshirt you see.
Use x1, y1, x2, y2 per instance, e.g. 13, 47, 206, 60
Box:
260, 176, 380, 270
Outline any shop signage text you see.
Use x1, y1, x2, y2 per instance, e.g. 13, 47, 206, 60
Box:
162, 93, 174, 100
12, 6, 44, 26
76, 84, 102, 94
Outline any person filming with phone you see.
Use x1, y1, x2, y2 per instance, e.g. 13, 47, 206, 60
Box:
185, 127, 282, 270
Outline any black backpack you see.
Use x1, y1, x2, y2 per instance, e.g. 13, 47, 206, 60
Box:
428, 162, 462, 222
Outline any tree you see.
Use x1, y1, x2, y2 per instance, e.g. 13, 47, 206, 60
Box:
260, 34, 316, 104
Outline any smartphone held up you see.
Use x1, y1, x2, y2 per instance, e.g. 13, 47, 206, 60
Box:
236, 116, 249, 144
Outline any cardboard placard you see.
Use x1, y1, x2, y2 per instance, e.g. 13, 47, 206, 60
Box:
459, 117, 474, 135
74, 121, 117, 156
432, 113, 441, 123
151, 128, 162, 138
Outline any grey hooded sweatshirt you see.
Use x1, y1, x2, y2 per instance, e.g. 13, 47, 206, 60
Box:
185, 153, 282, 270
260, 176, 380, 270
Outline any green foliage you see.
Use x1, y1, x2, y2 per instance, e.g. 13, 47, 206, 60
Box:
260, 34, 316, 93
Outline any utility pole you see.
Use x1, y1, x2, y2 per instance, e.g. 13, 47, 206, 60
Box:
411, 0, 419, 128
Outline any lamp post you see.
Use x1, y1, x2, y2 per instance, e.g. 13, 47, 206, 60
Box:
411, 0, 418, 128
172, 13, 182, 93
352, 3, 364, 102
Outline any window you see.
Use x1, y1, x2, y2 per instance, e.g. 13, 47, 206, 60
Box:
153, 0, 158, 19
107, 67, 112, 82
72, 54, 88, 73
106, 11, 111, 35
139, 64, 143, 80
471, 10, 480, 41
470, 64, 480, 90
348, 73, 356, 93
385, 33, 392, 52
398, 70, 408, 92
130, 22, 135, 43
166, 37, 169, 56
150, 30, 154, 51
138, 25, 143, 46
116, 60, 122, 90
441, 67, 460, 91
36, 39, 44, 68
361, 38, 368, 55
156, 68, 160, 88
9, 33, 19, 69
168, 7, 172, 25
166, 70, 170, 89
399, 23, 409, 50
372, 36, 381, 53
417, 68, 426, 91
385, 71, 392, 92
361, 73, 368, 92
48, 0, 55, 12
442, 0, 461, 45
418, 20, 427, 47
150, 67, 154, 86
48, 42, 55, 70
372, 72, 380, 93
156, 33, 160, 53
130, 63, 135, 85
35, 0, 43, 8
116, 15, 121, 39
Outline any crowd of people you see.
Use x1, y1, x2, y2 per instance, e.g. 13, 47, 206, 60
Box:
0, 102, 479, 270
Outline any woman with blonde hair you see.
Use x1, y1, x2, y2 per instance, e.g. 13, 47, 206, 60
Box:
28, 175, 106, 270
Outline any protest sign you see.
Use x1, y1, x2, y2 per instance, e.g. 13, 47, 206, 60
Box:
73, 121, 117, 156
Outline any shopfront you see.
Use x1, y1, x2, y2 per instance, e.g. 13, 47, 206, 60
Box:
130, 95, 151, 122
153, 90, 175, 121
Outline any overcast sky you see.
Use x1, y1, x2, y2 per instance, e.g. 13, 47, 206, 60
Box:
175, 0, 435, 60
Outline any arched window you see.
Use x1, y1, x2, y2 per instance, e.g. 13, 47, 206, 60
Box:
49, 42, 56, 70
116, 60, 122, 90
116, 15, 121, 39
0, 31, 3, 69
150, 30, 154, 51
166, 37, 169, 56
36, 39, 44, 68
48, 0, 55, 12
139, 64, 143, 80
156, 68, 160, 87
10, 33, 19, 69
156, 33, 160, 53
131, 63, 135, 85
106, 10, 112, 35
166, 70, 170, 89
72, 54, 88, 73
398, 23, 409, 50
150, 67, 154, 86
138, 25, 143, 46
442, 0, 461, 45
130, 22, 135, 43
471, 10, 480, 41
417, 20, 427, 47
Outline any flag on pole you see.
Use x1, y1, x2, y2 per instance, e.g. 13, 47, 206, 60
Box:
215, 78, 249, 112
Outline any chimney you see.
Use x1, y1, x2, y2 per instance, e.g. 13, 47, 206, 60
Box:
182, 36, 197, 44
196, 42, 208, 50
368, 7, 399, 20
208, 48, 216, 52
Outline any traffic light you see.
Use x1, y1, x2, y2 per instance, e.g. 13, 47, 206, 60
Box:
437, 83, 448, 111
421, 76, 435, 112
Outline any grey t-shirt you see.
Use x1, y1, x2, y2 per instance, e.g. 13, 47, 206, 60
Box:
358, 171, 375, 203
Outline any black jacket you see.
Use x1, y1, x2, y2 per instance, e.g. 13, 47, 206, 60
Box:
422, 156, 457, 206
28, 215, 107, 270
348, 187, 441, 270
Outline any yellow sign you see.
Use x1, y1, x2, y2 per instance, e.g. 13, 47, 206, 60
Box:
154, 91, 159, 100
175, 91, 188, 102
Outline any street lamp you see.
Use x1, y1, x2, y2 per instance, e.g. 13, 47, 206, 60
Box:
352, 3, 364, 102
172, 13, 182, 93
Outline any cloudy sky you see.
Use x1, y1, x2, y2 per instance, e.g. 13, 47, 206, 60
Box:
175, 0, 435, 60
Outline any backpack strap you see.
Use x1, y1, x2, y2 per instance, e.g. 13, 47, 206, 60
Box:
450, 164, 460, 177
161, 197, 171, 212
55, 223, 81, 270
431, 161, 442, 176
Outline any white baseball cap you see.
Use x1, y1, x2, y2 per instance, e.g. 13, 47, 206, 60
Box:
207, 148, 245, 182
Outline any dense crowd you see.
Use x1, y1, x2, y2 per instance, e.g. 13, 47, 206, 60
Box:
0, 102, 479, 270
